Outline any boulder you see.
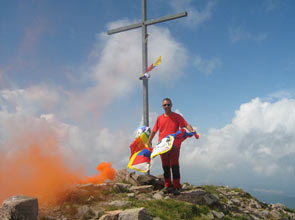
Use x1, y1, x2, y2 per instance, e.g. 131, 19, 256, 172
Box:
114, 183, 131, 193
114, 169, 140, 185
0, 195, 38, 220
114, 169, 130, 182
152, 193, 163, 200
118, 207, 153, 220
212, 210, 224, 219
136, 174, 164, 190
176, 189, 219, 206
99, 210, 122, 220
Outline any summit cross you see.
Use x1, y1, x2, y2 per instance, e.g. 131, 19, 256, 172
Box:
107, 0, 187, 126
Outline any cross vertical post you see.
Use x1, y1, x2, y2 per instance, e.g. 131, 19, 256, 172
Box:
142, 0, 149, 126
107, 0, 187, 127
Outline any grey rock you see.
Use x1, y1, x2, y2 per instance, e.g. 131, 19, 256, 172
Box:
127, 172, 141, 186
212, 210, 224, 219
118, 207, 153, 220
0, 195, 38, 220
231, 198, 241, 206
114, 169, 130, 182
99, 213, 118, 220
152, 193, 163, 200
114, 183, 131, 192
136, 174, 157, 185
130, 185, 154, 193
127, 193, 135, 198
176, 189, 219, 206
109, 200, 130, 207
249, 199, 261, 209
270, 210, 281, 219
99, 210, 122, 220
136, 175, 164, 190
203, 194, 219, 206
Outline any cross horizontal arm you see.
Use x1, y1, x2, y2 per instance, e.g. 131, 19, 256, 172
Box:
107, 22, 142, 35
107, 11, 187, 35
145, 11, 187, 26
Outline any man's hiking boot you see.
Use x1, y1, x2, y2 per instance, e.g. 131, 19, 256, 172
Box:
162, 187, 174, 194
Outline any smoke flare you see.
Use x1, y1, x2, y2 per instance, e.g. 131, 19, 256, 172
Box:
0, 132, 115, 205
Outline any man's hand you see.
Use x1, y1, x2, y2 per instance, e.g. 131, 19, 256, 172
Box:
146, 130, 156, 147
186, 124, 195, 133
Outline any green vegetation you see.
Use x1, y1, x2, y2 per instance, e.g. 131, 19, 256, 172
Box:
201, 185, 220, 195
38, 184, 295, 220
280, 210, 292, 220
284, 207, 295, 213
104, 198, 211, 220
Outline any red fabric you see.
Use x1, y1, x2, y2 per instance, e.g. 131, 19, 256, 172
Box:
160, 147, 180, 167
152, 112, 188, 143
129, 137, 145, 158
160, 148, 181, 188
147, 64, 153, 72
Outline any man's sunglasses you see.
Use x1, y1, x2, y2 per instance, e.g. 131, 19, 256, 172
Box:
162, 104, 171, 107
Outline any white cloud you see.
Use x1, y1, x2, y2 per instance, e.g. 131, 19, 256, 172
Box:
182, 97, 295, 179
193, 55, 222, 75
0, 107, 132, 174
229, 26, 267, 42
65, 19, 189, 120
0, 85, 60, 116
0, 85, 134, 174
169, 0, 215, 28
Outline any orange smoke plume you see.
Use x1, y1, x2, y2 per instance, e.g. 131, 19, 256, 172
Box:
0, 132, 115, 206
80, 162, 115, 184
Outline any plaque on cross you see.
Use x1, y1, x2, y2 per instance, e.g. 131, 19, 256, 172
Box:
107, 0, 187, 127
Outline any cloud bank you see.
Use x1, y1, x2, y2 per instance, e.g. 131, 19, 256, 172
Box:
181, 97, 295, 190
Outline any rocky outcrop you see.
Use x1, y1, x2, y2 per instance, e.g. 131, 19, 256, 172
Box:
3, 169, 295, 220
115, 169, 164, 190
0, 195, 38, 220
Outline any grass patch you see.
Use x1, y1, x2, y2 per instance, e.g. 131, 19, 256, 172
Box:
284, 207, 295, 213
104, 198, 211, 220
201, 185, 220, 195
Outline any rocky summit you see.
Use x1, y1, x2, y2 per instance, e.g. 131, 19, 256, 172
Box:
1, 169, 295, 220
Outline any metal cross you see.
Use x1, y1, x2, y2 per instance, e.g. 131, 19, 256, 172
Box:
107, 0, 187, 127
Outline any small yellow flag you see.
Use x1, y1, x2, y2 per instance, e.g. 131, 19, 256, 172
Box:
154, 56, 162, 67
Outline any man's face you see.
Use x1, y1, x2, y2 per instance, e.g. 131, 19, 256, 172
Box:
162, 100, 172, 111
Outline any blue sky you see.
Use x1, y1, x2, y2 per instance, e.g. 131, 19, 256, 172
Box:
1, 0, 295, 205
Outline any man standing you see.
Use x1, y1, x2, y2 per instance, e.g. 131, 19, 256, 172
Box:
146, 98, 195, 194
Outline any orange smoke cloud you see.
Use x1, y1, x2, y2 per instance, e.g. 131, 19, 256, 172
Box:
80, 162, 115, 184
0, 132, 115, 206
